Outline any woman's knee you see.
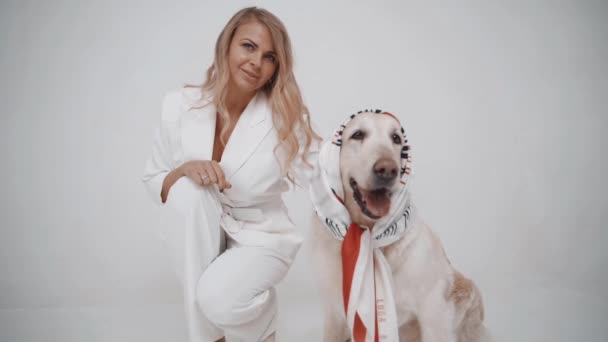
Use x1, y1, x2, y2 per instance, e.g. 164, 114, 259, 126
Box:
166, 177, 218, 213
196, 280, 238, 326
196, 279, 276, 327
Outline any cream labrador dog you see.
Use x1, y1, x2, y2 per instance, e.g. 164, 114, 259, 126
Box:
310, 111, 487, 342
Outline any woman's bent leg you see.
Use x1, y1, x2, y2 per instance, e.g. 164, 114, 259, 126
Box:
196, 245, 290, 342
163, 178, 226, 341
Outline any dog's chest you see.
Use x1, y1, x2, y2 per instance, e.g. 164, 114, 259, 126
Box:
390, 257, 429, 323
382, 231, 441, 323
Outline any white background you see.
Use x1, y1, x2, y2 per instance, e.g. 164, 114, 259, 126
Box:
1, 0, 607, 341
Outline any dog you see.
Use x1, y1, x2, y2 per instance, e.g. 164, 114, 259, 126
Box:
310, 111, 487, 342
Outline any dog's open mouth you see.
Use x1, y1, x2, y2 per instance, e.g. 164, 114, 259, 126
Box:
350, 178, 391, 219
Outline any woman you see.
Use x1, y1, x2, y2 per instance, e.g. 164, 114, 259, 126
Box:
142, 7, 319, 342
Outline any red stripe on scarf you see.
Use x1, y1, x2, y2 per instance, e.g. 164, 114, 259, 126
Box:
332, 188, 345, 205
354, 313, 367, 342
374, 259, 380, 342
342, 224, 380, 341
381, 111, 401, 125
342, 223, 363, 312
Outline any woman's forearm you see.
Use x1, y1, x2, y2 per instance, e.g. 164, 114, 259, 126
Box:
160, 166, 184, 203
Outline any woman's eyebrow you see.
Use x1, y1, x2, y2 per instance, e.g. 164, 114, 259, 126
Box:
242, 38, 259, 48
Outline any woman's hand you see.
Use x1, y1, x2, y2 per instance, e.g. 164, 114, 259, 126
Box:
178, 160, 232, 190
160, 160, 231, 203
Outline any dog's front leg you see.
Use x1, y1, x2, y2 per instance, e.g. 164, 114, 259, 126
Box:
399, 318, 422, 342
418, 316, 456, 342
417, 283, 458, 342
418, 309, 457, 342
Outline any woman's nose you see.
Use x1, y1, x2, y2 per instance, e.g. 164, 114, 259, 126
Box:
249, 53, 262, 69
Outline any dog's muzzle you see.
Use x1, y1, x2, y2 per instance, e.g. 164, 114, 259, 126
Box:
373, 158, 399, 187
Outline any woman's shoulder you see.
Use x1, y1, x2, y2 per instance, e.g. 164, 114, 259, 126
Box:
160, 86, 211, 122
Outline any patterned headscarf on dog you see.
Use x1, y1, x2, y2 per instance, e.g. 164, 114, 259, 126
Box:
309, 109, 416, 342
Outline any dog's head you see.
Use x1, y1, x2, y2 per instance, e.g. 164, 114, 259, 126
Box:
340, 112, 406, 229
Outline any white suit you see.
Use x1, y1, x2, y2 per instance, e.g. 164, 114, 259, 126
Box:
142, 87, 317, 342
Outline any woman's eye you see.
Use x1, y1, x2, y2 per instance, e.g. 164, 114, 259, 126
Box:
264, 54, 276, 63
243, 43, 254, 50
351, 130, 365, 140
392, 134, 402, 144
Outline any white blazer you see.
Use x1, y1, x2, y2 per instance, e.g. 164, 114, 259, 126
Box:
142, 87, 318, 263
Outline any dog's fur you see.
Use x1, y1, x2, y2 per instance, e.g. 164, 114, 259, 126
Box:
311, 113, 488, 342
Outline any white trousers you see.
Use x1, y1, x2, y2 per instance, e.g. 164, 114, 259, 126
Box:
160, 179, 292, 342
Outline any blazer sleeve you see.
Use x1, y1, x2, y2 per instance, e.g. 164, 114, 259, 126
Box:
141, 91, 181, 205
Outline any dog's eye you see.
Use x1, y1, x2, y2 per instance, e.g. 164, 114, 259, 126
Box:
351, 130, 365, 140
392, 134, 402, 144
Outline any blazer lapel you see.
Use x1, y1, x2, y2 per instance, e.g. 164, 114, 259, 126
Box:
220, 92, 273, 180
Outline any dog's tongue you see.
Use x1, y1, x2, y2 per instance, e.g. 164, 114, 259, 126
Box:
363, 189, 391, 217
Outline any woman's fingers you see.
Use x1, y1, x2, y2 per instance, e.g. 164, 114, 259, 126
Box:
198, 169, 210, 186
180, 160, 231, 189
203, 163, 219, 185
182, 162, 208, 186
210, 161, 231, 189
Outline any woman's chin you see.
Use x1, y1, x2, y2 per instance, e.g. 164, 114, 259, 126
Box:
234, 82, 261, 95
229, 75, 262, 93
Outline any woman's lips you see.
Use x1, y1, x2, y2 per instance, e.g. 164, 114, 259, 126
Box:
241, 68, 259, 79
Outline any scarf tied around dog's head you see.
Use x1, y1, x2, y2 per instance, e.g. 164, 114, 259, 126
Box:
309, 109, 415, 342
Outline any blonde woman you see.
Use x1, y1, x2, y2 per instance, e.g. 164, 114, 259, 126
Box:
142, 7, 319, 342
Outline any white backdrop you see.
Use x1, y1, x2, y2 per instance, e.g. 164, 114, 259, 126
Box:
1, 0, 607, 341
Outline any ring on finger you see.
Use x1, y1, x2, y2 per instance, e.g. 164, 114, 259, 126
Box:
201, 173, 209, 181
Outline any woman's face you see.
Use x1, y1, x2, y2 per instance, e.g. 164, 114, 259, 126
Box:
227, 20, 278, 96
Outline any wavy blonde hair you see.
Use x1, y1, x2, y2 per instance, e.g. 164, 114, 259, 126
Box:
186, 7, 320, 179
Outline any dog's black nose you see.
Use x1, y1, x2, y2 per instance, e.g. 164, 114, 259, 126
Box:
373, 158, 398, 184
